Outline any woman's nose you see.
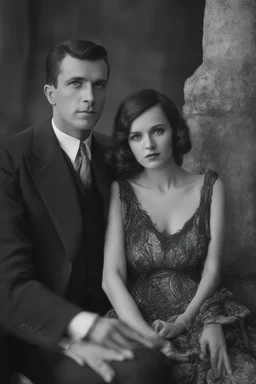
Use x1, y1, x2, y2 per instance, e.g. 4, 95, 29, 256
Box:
144, 136, 156, 149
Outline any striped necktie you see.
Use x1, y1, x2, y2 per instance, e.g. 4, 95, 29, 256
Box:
74, 141, 92, 188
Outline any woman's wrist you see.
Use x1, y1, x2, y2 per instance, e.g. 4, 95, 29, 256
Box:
203, 321, 221, 329
176, 313, 191, 331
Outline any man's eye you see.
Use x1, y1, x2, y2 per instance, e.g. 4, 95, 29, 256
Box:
95, 82, 107, 90
70, 81, 81, 87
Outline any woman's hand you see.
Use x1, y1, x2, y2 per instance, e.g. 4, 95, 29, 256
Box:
160, 339, 189, 362
139, 327, 166, 349
200, 323, 232, 378
152, 316, 187, 339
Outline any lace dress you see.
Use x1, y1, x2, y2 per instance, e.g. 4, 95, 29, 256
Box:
108, 170, 256, 384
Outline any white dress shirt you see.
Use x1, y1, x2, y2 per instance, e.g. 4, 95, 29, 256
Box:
52, 119, 97, 341
52, 118, 92, 163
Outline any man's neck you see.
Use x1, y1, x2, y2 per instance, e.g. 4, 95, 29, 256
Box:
52, 117, 92, 141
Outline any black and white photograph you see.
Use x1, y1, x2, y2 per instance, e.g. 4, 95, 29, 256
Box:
1, 1, 256, 383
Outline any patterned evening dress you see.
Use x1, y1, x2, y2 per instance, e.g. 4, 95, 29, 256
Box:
108, 170, 256, 384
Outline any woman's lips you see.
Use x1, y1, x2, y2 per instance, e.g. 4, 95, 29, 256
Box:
145, 153, 160, 158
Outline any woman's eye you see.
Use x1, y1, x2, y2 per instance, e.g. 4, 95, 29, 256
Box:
130, 134, 141, 141
153, 128, 164, 135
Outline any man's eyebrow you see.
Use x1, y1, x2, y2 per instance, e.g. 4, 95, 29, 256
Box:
65, 76, 85, 83
65, 76, 107, 83
93, 78, 108, 84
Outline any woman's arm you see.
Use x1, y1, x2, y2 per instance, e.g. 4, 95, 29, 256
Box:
102, 182, 157, 340
180, 177, 225, 325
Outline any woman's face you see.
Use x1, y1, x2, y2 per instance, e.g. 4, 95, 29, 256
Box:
128, 104, 173, 170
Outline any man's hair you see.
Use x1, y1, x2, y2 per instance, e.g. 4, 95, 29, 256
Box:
107, 89, 191, 179
45, 38, 110, 87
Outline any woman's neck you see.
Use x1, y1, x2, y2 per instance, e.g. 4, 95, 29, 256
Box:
139, 159, 185, 192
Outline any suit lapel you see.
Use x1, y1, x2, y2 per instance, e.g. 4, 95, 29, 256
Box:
25, 118, 83, 259
91, 134, 112, 223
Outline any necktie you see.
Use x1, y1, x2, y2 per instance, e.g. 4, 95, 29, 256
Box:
74, 141, 92, 188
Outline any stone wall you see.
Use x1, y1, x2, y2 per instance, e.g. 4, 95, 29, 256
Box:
183, 0, 256, 311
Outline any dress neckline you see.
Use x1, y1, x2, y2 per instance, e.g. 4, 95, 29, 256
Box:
121, 171, 210, 239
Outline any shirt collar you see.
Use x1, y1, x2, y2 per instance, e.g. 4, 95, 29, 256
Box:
51, 118, 92, 163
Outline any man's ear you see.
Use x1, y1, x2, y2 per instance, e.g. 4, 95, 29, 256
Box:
44, 84, 56, 106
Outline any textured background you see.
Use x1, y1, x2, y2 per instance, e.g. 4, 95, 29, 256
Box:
183, 0, 256, 311
0, 0, 205, 138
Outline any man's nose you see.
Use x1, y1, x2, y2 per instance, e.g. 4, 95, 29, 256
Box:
82, 84, 95, 105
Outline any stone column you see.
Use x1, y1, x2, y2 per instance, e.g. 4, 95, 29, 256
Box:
183, 0, 256, 284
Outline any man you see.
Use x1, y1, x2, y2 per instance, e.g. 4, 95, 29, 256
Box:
0, 39, 170, 384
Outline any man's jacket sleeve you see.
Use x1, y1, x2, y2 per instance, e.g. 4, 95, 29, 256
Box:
0, 147, 81, 348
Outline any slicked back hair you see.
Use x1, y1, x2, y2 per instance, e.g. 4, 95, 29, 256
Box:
45, 38, 110, 87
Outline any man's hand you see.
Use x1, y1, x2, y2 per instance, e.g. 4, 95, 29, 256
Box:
200, 323, 232, 378
160, 339, 189, 362
64, 341, 126, 383
87, 317, 156, 353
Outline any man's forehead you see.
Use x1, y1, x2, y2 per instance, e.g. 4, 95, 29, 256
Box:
58, 55, 108, 80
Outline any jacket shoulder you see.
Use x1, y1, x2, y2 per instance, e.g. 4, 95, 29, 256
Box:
1, 125, 35, 154
93, 131, 112, 149
0, 117, 52, 155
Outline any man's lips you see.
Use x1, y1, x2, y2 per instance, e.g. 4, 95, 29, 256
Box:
145, 153, 160, 158
77, 110, 96, 114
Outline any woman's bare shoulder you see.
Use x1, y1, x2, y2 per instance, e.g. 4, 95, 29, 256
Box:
110, 180, 120, 198
181, 169, 205, 188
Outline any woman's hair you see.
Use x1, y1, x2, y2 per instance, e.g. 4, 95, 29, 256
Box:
108, 88, 191, 179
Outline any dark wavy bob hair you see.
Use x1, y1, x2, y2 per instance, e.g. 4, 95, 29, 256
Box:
108, 89, 191, 179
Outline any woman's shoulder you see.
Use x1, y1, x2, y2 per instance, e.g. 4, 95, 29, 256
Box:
110, 181, 120, 199
203, 169, 224, 191
181, 170, 224, 200
192, 170, 225, 202
181, 169, 205, 189
183, 169, 221, 186
115, 175, 144, 189
110, 179, 131, 199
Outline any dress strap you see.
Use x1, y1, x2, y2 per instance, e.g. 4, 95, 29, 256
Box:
117, 180, 136, 228
199, 170, 219, 238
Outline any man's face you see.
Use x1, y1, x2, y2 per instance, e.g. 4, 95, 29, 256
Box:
45, 54, 108, 139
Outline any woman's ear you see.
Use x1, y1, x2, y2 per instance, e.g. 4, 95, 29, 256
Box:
44, 84, 56, 106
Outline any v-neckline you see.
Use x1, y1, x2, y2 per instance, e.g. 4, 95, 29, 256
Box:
122, 172, 208, 239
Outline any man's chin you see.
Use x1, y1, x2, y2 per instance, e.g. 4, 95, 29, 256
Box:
74, 121, 95, 132
75, 117, 100, 131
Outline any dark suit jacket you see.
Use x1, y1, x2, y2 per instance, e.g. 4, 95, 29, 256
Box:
0, 117, 113, 351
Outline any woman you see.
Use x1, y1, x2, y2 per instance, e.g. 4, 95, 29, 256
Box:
102, 89, 256, 383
